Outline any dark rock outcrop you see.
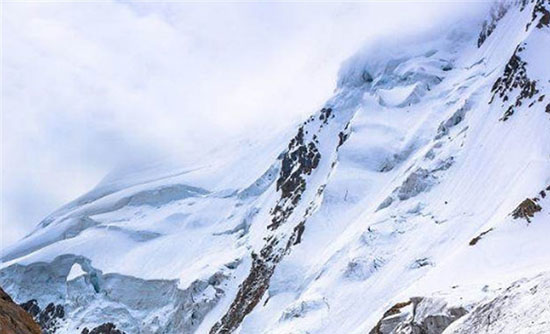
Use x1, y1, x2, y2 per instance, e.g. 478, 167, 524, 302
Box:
81, 322, 126, 334
209, 122, 324, 334
478, 2, 509, 47
469, 228, 494, 246
489, 44, 540, 121
511, 198, 542, 223
19, 300, 65, 334
210, 105, 348, 333
528, 0, 550, 29
270, 126, 321, 230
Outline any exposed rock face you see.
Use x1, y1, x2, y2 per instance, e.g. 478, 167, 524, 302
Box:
270, 125, 321, 231
512, 198, 542, 223
486, 1, 549, 120
370, 301, 412, 334
510, 184, 548, 223
209, 105, 349, 334
469, 228, 494, 246
81, 322, 126, 334
0, 287, 41, 334
490, 44, 539, 121
208, 124, 322, 334
477, 2, 510, 47
19, 300, 65, 334
209, 253, 276, 334
369, 297, 467, 334
528, 0, 550, 29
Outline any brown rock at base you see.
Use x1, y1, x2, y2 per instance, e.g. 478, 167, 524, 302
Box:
0, 287, 41, 334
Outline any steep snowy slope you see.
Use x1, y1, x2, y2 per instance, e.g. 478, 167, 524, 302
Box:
1, 1, 549, 334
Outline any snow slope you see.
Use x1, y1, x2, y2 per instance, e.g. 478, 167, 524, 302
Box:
1, 1, 549, 334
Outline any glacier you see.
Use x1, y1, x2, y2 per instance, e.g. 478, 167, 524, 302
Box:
1, 1, 550, 333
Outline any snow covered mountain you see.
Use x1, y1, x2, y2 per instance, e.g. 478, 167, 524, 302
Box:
1, 1, 549, 333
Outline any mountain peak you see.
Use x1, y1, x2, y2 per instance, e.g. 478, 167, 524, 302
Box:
2, 2, 550, 334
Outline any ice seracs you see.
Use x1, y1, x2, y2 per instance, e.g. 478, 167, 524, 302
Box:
66, 263, 86, 281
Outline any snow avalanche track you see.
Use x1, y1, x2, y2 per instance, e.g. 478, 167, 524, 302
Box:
1, 1, 550, 333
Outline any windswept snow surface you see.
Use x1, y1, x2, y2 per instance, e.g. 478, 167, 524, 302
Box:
2, 1, 550, 334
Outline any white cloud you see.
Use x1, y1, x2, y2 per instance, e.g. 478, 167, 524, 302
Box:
1, 1, 490, 248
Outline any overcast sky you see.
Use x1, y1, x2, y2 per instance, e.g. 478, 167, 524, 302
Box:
1, 1, 490, 249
